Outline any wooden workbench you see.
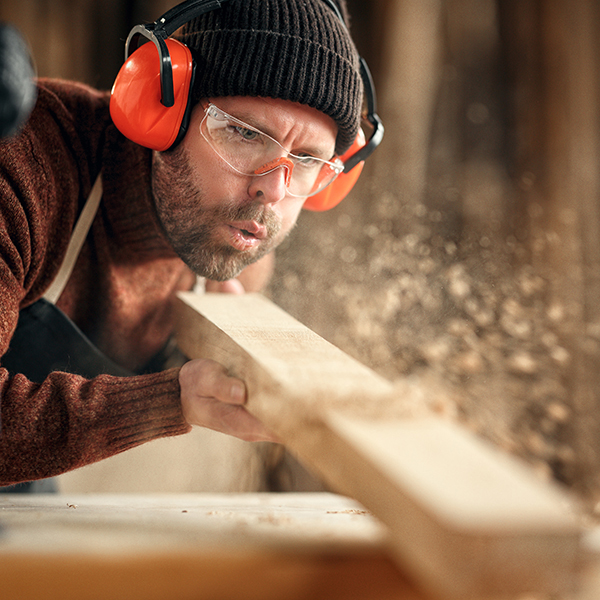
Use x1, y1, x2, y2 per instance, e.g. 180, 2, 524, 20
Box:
0, 492, 421, 600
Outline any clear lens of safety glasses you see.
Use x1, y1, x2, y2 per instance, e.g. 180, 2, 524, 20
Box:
200, 103, 344, 198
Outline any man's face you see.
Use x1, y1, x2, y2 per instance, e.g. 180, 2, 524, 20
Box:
151, 96, 338, 281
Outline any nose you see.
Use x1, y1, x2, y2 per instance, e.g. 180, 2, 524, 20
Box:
249, 157, 293, 204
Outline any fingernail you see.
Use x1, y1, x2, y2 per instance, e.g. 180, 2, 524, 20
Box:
230, 381, 245, 403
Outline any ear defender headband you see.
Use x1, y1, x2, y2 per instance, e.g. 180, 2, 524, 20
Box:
109, 0, 384, 211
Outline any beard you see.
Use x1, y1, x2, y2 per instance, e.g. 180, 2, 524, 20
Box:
151, 144, 283, 281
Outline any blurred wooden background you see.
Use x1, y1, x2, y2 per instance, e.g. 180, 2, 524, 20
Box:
3, 0, 600, 508
0, 0, 170, 88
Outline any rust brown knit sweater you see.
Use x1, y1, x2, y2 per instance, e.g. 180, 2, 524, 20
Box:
0, 79, 194, 485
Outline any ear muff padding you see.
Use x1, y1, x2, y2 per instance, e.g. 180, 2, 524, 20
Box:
110, 39, 194, 151
303, 129, 366, 211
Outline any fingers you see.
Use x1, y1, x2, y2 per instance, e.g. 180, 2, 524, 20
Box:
179, 359, 279, 443
180, 358, 245, 404
200, 398, 278, 443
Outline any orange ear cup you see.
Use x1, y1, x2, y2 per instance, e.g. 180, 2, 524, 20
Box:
303, 129, 366, 211
110, 38, 194, 151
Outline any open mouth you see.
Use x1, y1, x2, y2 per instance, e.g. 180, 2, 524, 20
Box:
231, 220, 267, 240
224, 222, 266, 252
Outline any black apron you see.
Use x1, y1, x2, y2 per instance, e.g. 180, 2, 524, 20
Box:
2, 298, 132, 382
0, 299, 133, 493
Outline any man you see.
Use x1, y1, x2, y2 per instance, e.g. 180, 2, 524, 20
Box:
0, 0, 377, 489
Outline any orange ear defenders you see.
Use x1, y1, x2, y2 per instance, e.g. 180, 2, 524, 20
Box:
110, 0, 384, 210
109, 0, 223, 151
110, 38, 194, 151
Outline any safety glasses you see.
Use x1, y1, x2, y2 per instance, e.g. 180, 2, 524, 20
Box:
199, 103, 345, 198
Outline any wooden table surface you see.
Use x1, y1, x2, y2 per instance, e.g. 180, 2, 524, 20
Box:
4, 491, 600, 600
0, 492, 422, 600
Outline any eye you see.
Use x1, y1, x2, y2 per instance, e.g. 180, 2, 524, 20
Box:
294, 154, 322, 169
232, 125, 260, 141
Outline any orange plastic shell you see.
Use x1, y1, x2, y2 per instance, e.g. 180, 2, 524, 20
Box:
303, 130, 366, 211
110, 38, 194, 151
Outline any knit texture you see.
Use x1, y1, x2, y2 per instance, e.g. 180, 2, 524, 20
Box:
176, 0, 362, 154
0, 80, 192, 485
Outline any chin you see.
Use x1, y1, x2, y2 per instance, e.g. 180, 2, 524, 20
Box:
186, 249, 258, 282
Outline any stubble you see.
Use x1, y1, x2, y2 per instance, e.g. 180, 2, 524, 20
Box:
151, 144, 282, 281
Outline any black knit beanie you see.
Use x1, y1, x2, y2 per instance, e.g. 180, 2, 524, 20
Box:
175, 0, 363, 155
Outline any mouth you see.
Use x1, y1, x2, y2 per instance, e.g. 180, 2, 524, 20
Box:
224, 220, 268, 251
233, 220, 267, 240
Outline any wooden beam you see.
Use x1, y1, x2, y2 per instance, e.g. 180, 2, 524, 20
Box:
175, 292, 583, 599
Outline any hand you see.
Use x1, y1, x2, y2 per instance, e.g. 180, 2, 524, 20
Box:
179, 358, 279, 443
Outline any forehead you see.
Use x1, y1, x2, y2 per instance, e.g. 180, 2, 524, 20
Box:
206, 96, 338, 152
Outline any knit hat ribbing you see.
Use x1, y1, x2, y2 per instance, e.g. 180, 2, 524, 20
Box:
176, 0, 362, 155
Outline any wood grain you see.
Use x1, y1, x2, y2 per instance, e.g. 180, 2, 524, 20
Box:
175, 291, 583, 599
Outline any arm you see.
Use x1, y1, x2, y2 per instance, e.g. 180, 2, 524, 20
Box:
0, 81, 275, 486
0, 360, 276, 486
0, 369, 189, 485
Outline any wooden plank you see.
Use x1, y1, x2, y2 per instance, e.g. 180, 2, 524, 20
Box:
0, 493, 417, 600
175, 291, 584, 599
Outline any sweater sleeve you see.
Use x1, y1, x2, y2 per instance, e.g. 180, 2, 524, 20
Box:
0, 368, 191, 485
0, 80, 191, 485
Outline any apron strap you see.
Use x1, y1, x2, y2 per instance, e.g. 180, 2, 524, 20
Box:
43, 173, 103, 304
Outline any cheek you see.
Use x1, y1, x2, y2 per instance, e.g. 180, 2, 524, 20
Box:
183, 153, 244, 209
278, 198, 306, 234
